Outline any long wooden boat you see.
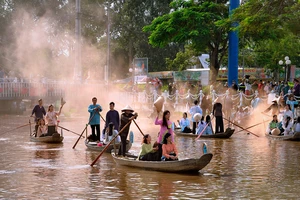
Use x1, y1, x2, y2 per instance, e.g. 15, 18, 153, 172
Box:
265, 132, 300, 141
30, 133, 64, 143
85, 140, 132, 153
111, 152, 213, 173
174, 127, 235, 139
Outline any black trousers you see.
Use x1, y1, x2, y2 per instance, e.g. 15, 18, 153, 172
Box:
215, 116, 224, 133
192, 122, 197, 134
118, 133, 128, 156
90, 124, 100, 141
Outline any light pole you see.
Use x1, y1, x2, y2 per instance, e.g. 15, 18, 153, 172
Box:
279, 56, 292, 82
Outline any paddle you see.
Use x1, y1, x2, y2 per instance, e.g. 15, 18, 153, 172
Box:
100, 114, 106, 122
223, 117, 259, 137
195, 116, 214, 140
72, 110, 97, 149
90, 120, 132, 167
58, 125, 85, 138
133, 119, 145, 136
234, 121, 265, 134
0, 122, 31, 136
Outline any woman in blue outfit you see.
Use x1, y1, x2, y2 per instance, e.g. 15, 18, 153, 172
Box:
88, 97, 102, 142
177, 112, 191, 133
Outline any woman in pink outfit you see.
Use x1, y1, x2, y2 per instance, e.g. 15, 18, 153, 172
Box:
155, 110, 174, 159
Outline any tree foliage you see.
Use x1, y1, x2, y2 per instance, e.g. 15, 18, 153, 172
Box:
144, 0, 230, 81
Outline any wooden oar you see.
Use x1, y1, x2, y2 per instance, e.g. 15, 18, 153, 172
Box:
90, 120, 132, 166
223, 117, 259, 137
100, 114, 106, 122
133, 119, 145, 136
0, 122, 31, 136
72, 111, 97, 149
195, 116, 215, 140
58, 125, 85, 138
234, 121, 265, 134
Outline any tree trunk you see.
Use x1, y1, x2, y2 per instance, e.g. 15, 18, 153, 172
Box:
209, 49, 220, 84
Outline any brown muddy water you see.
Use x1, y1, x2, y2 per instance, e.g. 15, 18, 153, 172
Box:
0, 115, 300, 199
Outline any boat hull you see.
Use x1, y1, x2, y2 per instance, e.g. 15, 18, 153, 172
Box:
30, 133, 64, 143
175, 128, 234, 139
265, 132, 300, 141
111, 152, 213, 173
85, 140, 132, 153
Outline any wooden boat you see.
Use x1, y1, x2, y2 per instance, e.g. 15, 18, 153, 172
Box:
30, 133, 64, 143
265, 132, 300, 141
111, 152, 213, 173
174, 127, 235, 139
85, 140, 132, 153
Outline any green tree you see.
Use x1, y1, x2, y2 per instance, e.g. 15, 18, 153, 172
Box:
144, 0, 230, 82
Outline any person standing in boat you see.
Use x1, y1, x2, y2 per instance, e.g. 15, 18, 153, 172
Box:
45, 104, 64, 135
88, 97, 102, 142
161, 133, 178, 161
155, 110, 174, 159
118, 105, 137, 157
30, 99, 46, 133
189, 100, 203, 134
103, 102, 120, 139
212, 101, 224, 133
177, 112, 191, 133
138, 134, 159, 161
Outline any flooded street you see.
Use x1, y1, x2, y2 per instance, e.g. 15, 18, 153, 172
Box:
1, 114, 300, 199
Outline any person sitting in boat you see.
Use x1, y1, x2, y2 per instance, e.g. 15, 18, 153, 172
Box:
177, 112, 191, 133
37, 118, 48, 137
103, 122, 120, 145
282, 116, 293, 136
282, 104, 294, 123
294, 116, 300, 133
45, 104, 64, 136
203, 115, 213, 135
196, 116, 206, 135
268, 115, 279, 135
138, 134, 160, 161
161, 133, 178, 161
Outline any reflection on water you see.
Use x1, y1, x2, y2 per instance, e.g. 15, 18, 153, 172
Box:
1, 115, 300, 199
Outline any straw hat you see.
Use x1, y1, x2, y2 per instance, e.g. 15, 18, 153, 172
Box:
193, 113, 202, 122
154, 96, 164, 113
271, 128, 280, 136
121, 105, 134, 112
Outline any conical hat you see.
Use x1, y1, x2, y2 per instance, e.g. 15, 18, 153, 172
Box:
271, 128, 280, 136
154, 96, 164, 113
121, 105, 134, 112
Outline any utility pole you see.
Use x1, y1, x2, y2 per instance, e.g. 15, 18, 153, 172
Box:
75, 0, 82, 81
105, 7, 110, 84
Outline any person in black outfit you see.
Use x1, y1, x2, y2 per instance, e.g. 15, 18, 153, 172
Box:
118, 105, 138, 156
30, 99, 46, 134
102, 102, 120, 139
213, 102, 224, 133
